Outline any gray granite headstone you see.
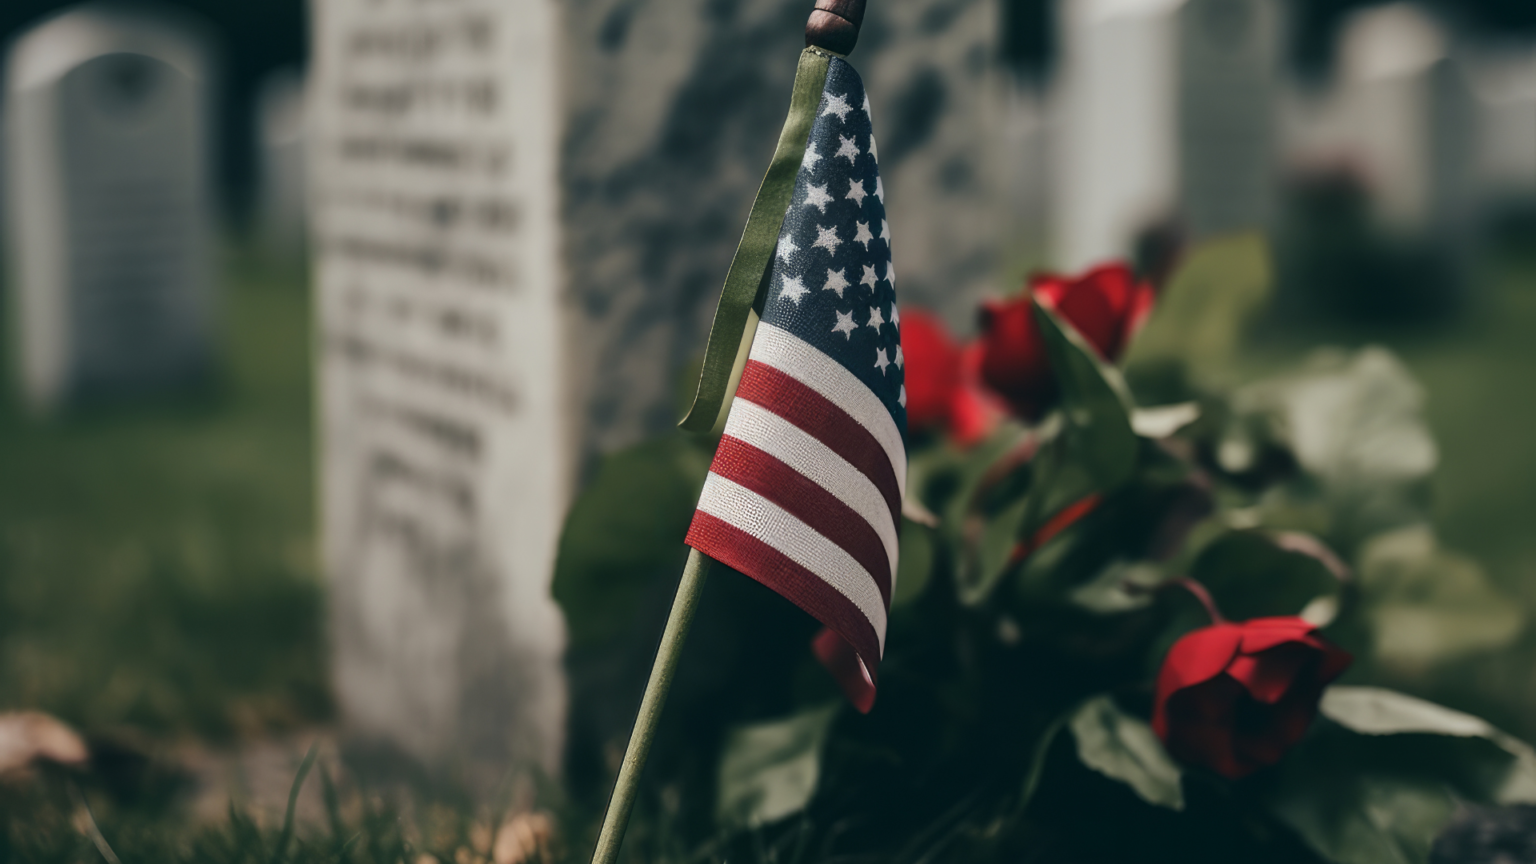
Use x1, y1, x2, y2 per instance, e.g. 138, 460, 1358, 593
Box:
1053, 0, 1281, 271
4, 3, 216, 411
312, 0, 1027, 790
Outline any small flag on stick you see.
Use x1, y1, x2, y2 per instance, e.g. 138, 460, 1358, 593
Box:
684, 53, 905, 713
591, 2, 902, 860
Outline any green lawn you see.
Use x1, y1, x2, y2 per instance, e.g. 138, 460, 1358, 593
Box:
0, 248, 328, 742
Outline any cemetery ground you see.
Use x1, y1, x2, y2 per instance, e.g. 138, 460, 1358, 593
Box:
2, 241, 1536, 861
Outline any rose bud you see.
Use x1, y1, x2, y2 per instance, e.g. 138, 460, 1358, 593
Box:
978, 263, 1156, 419
900, 309, 1004, 447
1152, 614, 1352, 779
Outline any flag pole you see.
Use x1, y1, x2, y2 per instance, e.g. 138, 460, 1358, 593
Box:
588, 547, 712, 864
587, 3, 865, 862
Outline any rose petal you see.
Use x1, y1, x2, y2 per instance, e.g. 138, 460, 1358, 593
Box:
1238, 617, 1316, 654
1159, 625, 1245, 693
1228, 643, 1318, 705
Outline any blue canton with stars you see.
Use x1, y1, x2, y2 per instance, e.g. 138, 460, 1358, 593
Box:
762, 57, 906, 439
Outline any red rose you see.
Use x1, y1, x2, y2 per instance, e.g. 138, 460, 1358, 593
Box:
978, 263, 1156, 419
900, 309, 1004, 447
1152, 615, 1352, 779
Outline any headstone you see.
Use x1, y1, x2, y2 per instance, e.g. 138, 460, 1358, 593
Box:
1053, 0, 1282, 272
4, 4, 216, 411
1288, 4, 1477, 241
254, 67, 307, 260
853, 0, 1017, 327
1464, 43, 1536, 209
313, 0, 1027, 789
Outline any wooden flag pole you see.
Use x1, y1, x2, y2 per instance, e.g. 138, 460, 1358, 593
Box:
588, 3, 865, 863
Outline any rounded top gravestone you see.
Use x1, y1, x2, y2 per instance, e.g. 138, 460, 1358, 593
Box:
4, 2, 216, 411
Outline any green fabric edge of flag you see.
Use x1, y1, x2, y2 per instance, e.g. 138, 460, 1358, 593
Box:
678, 48, 833, 433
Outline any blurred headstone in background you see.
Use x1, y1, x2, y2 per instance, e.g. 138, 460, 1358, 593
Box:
4, 3, 216, 412
310, 0, 570, 791
1052, 0, 1281, 273
311, 0, 1030, 790
1463, 42, 1536, 236
1333, 4, 1475, 244
253, 66, 305, 262
1277, 3, 1474, 321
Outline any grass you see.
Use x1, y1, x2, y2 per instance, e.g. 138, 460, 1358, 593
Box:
0, 246, 328, 742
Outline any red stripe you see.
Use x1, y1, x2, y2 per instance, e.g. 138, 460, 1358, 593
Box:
813, 627, 877, 713
687, 512, 883, 683
736, 361, 902, 531
710, 436, 892, 604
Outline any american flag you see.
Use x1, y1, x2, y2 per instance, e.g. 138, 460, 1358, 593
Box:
686, 57, 906, 713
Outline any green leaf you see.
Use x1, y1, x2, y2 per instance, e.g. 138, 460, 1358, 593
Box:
940, 425, 1034, 606
1223, 348, 1437, 543
552, 434, 713, 649
1189, 530, 1344, 623
1034, 304, 1138, 490
1357, 526, 1525, 668
1265, 750, 1455, 864
1262, 690, 1536, 864
1067, 559, 1165, 615
1068, 695, 1184, 810
892, 517, 935, 608
1124, 232, 1272, 379
716, 704, 840, 830
1321, 687, 1536, 804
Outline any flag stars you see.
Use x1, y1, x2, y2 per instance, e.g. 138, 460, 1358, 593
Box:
890, 304, 901, 327
861, 264, 878, 289
846, 179, 868, 206
895, 344, 905, 369
821, 92, 853, 121
836, 135, 861, 164
831, 309, 857, 340
899, 385, 907, 408
802, 142, 821, 171
776, 236, 798, 262
875, 347, 891, 375
867, 305, 886, 330
779, 274, 809, 305
813, 225, 842, 254
823, 268, 850, 298
803, 183, 833, 213
875, 176, 885, 203
853, 221, 874, 250
880, 219, 890, 242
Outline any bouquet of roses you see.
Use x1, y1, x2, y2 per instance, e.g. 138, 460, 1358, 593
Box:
554, 235, 1532, 864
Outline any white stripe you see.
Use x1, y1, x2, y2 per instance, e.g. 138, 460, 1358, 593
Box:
724, 400, 898, 577
748, 322, 907, 497
697, 473, 888, 652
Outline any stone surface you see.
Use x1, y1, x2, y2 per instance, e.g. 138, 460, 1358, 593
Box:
310, 0, 571, 789
1464, 42, 1536, 207
1053, 0, 1281, 272
3, 3, 216, 411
